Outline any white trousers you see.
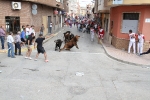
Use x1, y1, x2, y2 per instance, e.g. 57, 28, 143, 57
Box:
91, 32, 94, 41
137, 42, 143, 54
128, 41, 136, 53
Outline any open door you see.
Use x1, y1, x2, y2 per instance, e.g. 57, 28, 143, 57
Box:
42, 16, 48, 35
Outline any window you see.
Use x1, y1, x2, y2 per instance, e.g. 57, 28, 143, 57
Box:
121, 13, 139, 33
99, 0, 101, 5
123, 13, 139, 20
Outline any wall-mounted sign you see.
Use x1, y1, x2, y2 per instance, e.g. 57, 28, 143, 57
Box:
145, 18, 150, 23
113, 0, 123, 4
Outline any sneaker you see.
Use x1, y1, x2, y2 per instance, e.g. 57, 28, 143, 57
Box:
29, 57, 32, 60
18, 54, 23, 56
25, 56, 29, 59
11, 56, 16, 58
0, 70, 2, 73
34, 59, 37, 61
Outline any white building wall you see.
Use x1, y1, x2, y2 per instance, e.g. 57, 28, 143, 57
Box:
98, 0, 109, 11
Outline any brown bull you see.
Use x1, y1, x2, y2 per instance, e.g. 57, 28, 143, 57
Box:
59, 35, 80, 52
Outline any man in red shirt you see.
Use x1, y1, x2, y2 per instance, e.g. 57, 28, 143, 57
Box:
98, 27, 104, 44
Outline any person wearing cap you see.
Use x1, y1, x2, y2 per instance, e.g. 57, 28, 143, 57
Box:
7, 32, 15, 58
14, 31, 23, 56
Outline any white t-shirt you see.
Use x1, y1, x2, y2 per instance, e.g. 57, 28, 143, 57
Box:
90, 28, 94, 35
94, 24, 97, 28
29, 28, 35, 36
26, 28, 30, 36
129, 33, 136, 42
138, 34, 144, 43
50, 23, 52, 27
7, 35, 14, 43
78, 24, 80, 28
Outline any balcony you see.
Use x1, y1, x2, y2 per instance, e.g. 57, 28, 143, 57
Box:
98, 0, 110, 13
23, 0, 64, 10
106, 0, 150, 7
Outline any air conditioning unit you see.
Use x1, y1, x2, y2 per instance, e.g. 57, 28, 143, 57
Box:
12, 2, 21, 10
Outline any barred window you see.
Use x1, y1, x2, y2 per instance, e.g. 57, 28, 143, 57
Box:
122, 13, 139, 33
123, 13, 139, 20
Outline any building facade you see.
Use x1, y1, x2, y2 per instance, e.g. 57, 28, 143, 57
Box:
94, 0, 150, 52
86, 4, 94, 19
68, 0, 78, 18
94, 0, 110, 42
0, 0, 68, 36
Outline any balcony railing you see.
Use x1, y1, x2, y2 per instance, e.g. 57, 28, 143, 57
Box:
23, 0, 64, 9
106, 0, 150, 7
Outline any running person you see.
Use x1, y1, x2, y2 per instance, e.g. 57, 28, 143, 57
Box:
34, 34, 51, 62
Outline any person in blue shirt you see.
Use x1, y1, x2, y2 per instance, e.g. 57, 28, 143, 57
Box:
20, 28, 26, 42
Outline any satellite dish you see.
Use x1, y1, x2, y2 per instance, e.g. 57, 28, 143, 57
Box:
32, 4, 37, 10
32, 9, 37, 15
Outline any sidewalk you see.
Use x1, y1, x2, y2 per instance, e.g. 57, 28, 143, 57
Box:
0, 33, 58, 54
102, 40, 150, 67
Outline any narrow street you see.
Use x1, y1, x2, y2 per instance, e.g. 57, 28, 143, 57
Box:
0, 26, 150, 100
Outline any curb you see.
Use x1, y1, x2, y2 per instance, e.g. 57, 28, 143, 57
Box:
101, 42, 150, 67
0, 29, 63, 54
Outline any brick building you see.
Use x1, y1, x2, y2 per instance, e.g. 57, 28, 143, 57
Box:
94, 0, 150, 52
0, 0, 68, 35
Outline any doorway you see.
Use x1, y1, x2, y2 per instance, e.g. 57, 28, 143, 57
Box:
5, 16, 20, 34
48, 16, 51, 33
54, 16, 56, 30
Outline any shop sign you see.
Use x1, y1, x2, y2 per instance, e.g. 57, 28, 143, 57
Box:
113, 0, 123, 4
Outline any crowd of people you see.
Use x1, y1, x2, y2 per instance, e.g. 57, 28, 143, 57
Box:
0, 17, 150, 64
0, 24, 50, 62
65, 17, 105, 44
64, 16, 150, 56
